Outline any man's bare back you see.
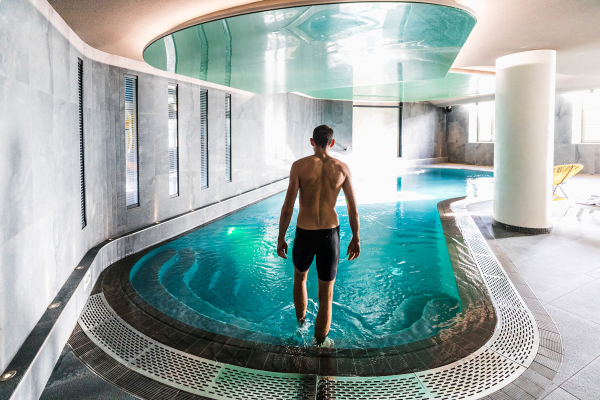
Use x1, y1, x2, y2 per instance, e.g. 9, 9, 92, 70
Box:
276, 125, 360, 347
294, 155, 347, 230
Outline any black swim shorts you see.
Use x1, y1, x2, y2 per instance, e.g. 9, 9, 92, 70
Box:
292, 226, 340, 281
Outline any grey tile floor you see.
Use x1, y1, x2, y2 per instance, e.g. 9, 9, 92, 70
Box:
40, 347, 135, 400
40, 169, 600, 400
469, 173, 600, 400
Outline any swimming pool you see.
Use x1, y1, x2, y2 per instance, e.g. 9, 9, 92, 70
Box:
130, 168, 493, 349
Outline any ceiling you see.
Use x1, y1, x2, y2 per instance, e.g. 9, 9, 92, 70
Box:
48, 0, 600, 101
143, 3, 477, 100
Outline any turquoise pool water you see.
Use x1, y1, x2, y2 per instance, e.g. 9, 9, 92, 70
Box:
130, 168, 493, 349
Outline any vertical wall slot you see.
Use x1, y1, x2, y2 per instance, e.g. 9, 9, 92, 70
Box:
398, 102, 403, 158
168, 83, 179, 196
78, 58, 86, 228
225, 93, 232, 183
200, 89, 209, 189
125, 75, 140, 208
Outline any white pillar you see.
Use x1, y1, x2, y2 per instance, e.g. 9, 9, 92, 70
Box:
493, 50, 556, 233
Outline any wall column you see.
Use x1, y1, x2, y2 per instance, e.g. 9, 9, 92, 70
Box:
493, 50, 556, 233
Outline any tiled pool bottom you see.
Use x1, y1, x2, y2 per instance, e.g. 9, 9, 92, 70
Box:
65, 196, 563, 399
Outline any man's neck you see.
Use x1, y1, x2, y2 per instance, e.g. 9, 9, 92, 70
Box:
313, 147, 330, 159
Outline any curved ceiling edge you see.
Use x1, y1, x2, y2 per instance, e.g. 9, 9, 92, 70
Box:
142, 2, 479, 101
144, 0, 476, 54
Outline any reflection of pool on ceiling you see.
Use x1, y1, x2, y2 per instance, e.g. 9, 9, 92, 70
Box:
143, 2, 480, 101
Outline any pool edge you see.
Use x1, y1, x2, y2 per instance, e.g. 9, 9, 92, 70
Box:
67, 194, 562, 399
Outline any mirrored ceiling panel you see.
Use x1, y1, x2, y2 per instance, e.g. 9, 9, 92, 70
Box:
144, 2, 477, 101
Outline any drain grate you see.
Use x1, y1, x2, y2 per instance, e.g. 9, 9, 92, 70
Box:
79, 294, 318, 398
209, 366, 316, 400
416, 348, 524, 399
317, 374, 428, 400
77, 196, 540, 400
79, 294, 224, 395
451, 199, 539, 368
133, 346, 221, 393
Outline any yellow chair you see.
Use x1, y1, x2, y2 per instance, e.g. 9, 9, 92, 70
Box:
553, 164, 583, 200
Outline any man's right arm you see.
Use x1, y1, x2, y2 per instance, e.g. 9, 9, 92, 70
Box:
277, 162, 300, 259
341, 166, 360, 261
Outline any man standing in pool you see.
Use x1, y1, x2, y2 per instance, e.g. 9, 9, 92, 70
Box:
277, 124, 361, 347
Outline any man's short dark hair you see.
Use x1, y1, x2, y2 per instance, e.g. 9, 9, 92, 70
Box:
313, 125, 334, 148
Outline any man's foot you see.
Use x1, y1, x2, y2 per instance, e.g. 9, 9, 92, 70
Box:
285, 319, 309, 346
314, 336, 334, 348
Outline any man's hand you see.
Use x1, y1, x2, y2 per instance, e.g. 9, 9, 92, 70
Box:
277, 239, 288, 259
347, 237, 360, 261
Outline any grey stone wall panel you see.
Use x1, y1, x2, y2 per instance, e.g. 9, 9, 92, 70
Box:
401, 102, 447, 161
447, 97, 600, 172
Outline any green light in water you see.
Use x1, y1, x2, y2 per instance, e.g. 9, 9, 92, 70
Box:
228, 227, 235, 235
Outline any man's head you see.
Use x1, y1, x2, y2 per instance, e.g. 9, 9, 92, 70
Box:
311, 125, 335, 149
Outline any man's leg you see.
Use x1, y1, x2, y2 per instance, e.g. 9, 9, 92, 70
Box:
293, 266, 309, 324
315, 278, 335, 340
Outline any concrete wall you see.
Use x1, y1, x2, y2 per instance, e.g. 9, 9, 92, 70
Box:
554, 93, 600, 174
402, 102, 447, 160
446, 105, 495, 166
0, 0, 352, 373
446, 95, 600, 173
320, 99, 353, 152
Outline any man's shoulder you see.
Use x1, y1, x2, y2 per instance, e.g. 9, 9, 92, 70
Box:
293, 155, 349, 171
331, 157, 350, 171
293, 156, 315, 167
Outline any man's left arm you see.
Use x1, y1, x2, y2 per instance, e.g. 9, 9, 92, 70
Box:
277, 163, 300, 259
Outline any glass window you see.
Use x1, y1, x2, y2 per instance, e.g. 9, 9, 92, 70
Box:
582, 90, 600, 143
168, 83, 179, 196
477, 101, 495, 142
200, 89, 209, 189
125, 75, 139, 208
78, 58, 86, 227
468, 101, 495, 142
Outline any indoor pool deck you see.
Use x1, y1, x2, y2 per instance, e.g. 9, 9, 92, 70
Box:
37, 168, 600, 400
35, 166, 598, 399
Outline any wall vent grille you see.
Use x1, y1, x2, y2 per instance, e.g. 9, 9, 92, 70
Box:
124, 75, 139, 208
200, 88, 209, 189
78, 58, 86, 228
168, 83, 179, 196
225, 93, 232, 183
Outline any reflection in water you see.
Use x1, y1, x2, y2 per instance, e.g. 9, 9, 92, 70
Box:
131, 168, 494, 349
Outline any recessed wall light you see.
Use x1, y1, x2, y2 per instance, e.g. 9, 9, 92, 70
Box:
48, 302, 61, 309
1, 370, 17, 381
